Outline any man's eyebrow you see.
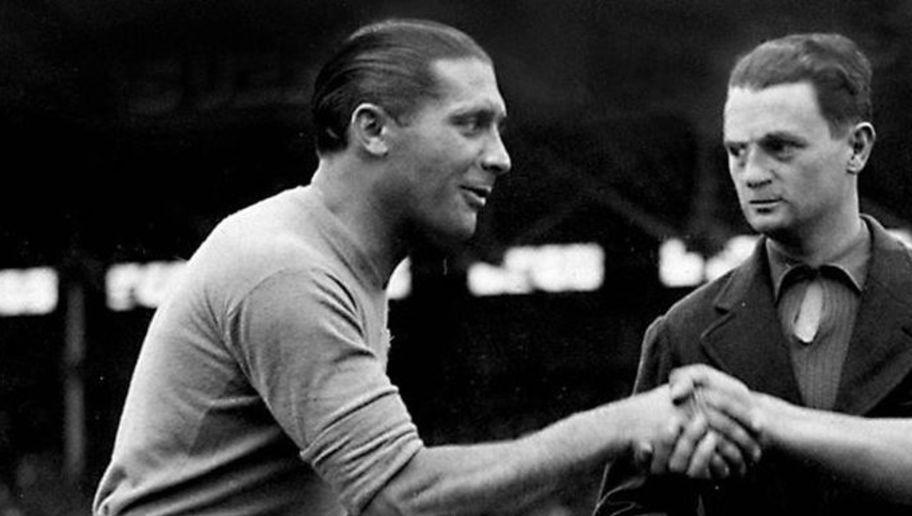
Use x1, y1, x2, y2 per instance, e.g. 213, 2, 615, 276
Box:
450, 106, 508, 126
760, 132, 806, 144
453, 104, 504, 117
723, 131, 804, 144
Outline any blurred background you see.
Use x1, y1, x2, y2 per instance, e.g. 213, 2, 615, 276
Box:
2, 0, 912, 513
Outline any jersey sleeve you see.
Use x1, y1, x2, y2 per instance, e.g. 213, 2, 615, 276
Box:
225, 267, 423, 514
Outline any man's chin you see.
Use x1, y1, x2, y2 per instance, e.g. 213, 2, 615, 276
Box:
745, 212, 785, 235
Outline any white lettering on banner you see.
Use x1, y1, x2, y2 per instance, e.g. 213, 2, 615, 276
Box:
467, 244, 605, 296
3, 228, 907, 315
659, 236, 760, 287
704, 235, 758, 282
106, 261, 187, 311
0, 267, 58, 316
658, 239, 704, 287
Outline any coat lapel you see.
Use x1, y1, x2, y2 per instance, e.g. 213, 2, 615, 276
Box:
834, 217, 912, 415
700, 239, 805, 404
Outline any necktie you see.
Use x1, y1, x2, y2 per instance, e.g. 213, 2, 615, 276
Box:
793, 277, 824, 344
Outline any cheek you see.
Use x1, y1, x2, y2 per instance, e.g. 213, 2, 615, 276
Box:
426, 164, 462, 196
411, 174, 459, 219
793, 164, 830, 194
729, 173, 748, 198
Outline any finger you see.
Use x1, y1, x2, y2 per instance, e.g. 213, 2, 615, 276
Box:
669, 364, 715, 388
701, 389, 764, 439
701, 404, 762, 463
633, 441, 653, 470
667, 412, 708, 474
672, 364, 745, 394
649, 419, 683, 475
669, 375, 696, 404
714, 436, 748, 477
686, 430, 720, 479
708, 452, 730, 480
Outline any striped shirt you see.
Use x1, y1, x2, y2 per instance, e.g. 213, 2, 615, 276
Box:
766, 221, 871, 409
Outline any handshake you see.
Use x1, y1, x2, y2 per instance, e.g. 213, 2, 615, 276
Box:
623, 365, 767, 481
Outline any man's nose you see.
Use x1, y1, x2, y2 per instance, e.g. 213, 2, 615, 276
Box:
481, 131, 511, 176
743, 148, 772, 188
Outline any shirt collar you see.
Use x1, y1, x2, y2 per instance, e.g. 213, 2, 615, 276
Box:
767, 218, 871, 301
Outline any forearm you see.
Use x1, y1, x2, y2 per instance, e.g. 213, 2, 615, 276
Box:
365, 402, 635, 515
758, 393, 912, 504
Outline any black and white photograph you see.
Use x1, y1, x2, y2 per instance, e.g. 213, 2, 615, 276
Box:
1, 1, 911, 514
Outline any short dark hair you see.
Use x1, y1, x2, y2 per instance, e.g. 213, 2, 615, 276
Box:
728, 33, 872, 135
311, 18, 492, 155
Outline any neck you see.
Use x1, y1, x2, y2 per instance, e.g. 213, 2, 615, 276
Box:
310, 156, 408, 282
769, 212, 863, 267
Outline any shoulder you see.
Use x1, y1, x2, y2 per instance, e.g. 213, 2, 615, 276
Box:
661, 273, 729, 321
865, 215, 912, 306
868, 216, 912, 261
637, 265, 749, 374
211, 190, 322, 266
179, 189, 351, 311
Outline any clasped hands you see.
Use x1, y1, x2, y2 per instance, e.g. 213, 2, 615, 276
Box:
629, 365, 765, 481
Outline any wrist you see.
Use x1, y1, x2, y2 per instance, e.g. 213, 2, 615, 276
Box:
547, 401, 633, 465
604, 397, 641, 454
614, 385, 674, 454
754, 392, 799, 451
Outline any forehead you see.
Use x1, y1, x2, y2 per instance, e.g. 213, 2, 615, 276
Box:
723, 82, 828, 140
424, 57, 506, 116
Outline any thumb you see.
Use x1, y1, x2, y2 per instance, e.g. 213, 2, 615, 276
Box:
669, 375, 696, 404
632, 441, 654, 469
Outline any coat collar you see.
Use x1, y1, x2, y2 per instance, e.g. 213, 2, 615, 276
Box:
701, 237, 805, 404
701, 216, 912, 414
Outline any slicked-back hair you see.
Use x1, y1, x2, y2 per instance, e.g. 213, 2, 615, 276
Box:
728, 33, 872, 136
311, 18, 492, 155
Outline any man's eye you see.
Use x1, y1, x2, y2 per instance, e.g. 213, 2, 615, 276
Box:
764, 139, 798, 157
726, 144, 745, 159
459, 117, 483, 132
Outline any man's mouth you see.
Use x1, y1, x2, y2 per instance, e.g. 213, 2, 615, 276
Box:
461, 185, 492, 208
747, 197, 782, 213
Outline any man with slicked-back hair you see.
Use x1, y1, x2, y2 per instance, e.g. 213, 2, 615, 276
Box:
94, 19, 759, 515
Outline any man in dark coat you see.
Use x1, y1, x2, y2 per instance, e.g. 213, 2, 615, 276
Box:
596, 32, 912, 516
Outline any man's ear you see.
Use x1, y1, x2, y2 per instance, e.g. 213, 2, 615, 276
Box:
846, 122, 876, 174
350, 103, 392, 157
